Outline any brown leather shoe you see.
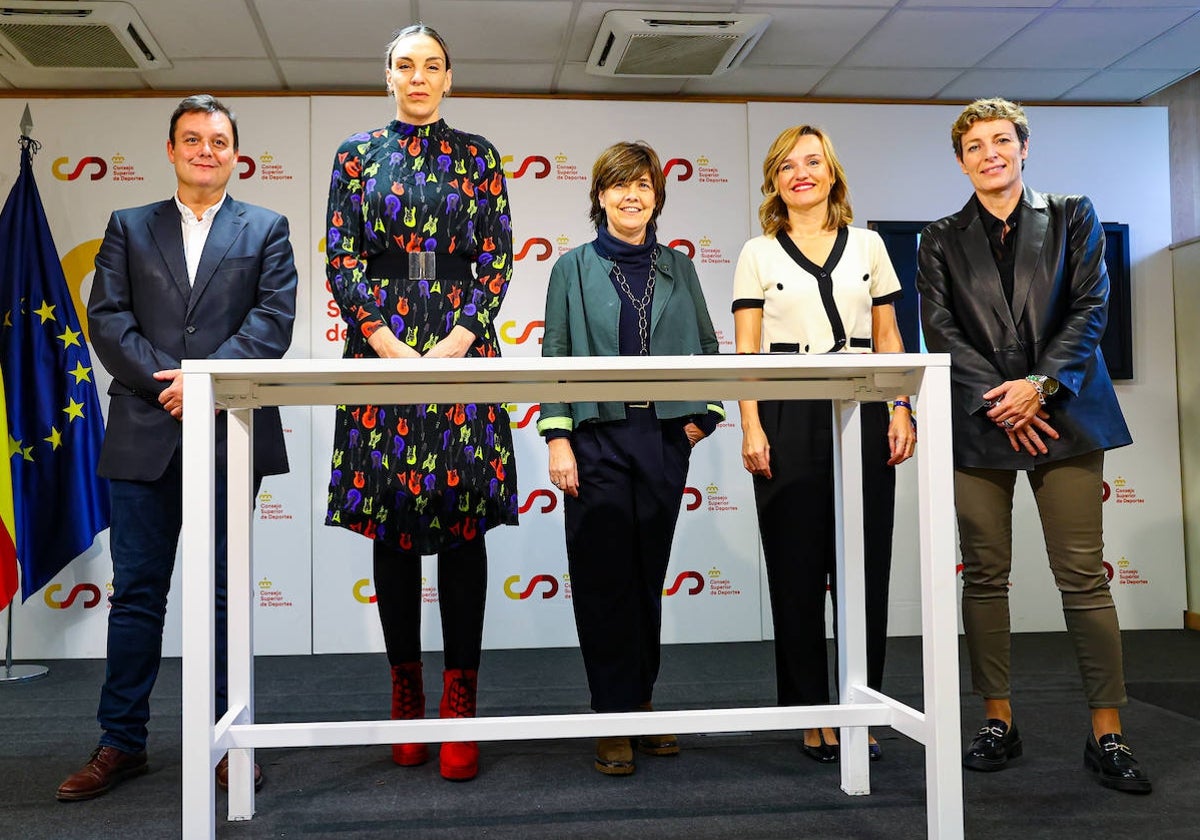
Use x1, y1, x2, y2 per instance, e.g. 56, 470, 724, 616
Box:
56, 746, 148, 801
215, 754, 264, 792
594, 737, 635, 776
635, 702, 679, 756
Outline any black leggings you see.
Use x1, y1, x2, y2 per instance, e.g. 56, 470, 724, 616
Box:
372, 538, 488, 670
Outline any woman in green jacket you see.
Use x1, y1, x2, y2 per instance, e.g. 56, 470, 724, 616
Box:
538, 141, 724, 776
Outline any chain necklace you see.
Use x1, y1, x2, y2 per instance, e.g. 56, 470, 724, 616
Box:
609, 246, 658, 355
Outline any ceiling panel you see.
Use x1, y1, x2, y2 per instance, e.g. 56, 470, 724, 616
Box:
418, 0, 576, 62
1112, 13, 1200, 70
738, 5, 892, 67
937, 68, 1098, 101
813, 68, 965, 100
556, 63, 687, 95
135, 0, 267, 59
845, 9, 1042, 68
681, 65, 827, 97
981, 8, 1196, 69
142, 59, 282, 91
256, 0, 411, 60
0, 65, 148, 90
449, 62, 560, 93
278, 60, 383, 90
1061, 69, 1195, 101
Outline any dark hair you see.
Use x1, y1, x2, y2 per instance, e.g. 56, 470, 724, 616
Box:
951, 97, 1030, 160
384, 24, 452, 68
758, 124, 852, 236
588, 141, 667, 230
168, 94, 239, 150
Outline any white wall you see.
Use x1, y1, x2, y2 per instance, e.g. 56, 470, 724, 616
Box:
0, 96, 1184, 659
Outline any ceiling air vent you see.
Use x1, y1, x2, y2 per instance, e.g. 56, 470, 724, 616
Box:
0, 1, 169, 71
586, 10, 769, 78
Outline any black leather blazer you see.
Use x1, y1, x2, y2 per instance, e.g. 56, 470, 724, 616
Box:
88, 197, 298, 481
916, 186, 1131, 470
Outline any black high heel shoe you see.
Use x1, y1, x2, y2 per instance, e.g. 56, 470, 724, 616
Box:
801, 729, 839, 764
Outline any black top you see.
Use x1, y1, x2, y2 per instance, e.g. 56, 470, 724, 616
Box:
975, 195, 1022, 309
592, 223, 656, 357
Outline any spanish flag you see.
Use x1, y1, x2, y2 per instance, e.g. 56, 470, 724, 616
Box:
0, 363, 17, 611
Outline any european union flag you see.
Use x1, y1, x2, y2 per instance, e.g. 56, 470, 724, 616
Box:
1, 134, 109, 602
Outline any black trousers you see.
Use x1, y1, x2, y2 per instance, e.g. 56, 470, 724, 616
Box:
564, 409, 692, 713
372, 538, 488, 670
753, 400, 896, 707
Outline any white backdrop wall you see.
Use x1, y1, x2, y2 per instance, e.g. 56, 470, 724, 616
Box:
0, 96, 1185, 659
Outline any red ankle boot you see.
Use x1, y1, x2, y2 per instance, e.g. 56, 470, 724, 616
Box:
438, 668, 479, 781
390, 662, 428, 766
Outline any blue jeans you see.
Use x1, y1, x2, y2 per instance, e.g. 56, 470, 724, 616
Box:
98, 448, 241, 753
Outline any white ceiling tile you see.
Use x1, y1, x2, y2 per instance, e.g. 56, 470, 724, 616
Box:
448, 62, 559, 93
566, 0, 742, 63
556, 63, 687, 95
141, 59, 283, 90
981, 8, 1195, 69
681, 65, 828, 96
1112, 14, 1200, 70
415, 0, 576, 61
257, 0, 419, 60
738, 6, 892, 67
907, 0, 1055, 6
134, 0, 267, 59
846, 9, 1041, 68
279, 60, 387, 90
0, 63, 147, 90
936, 68, 1097, 100
812, 68, 964, 99
1061, 69, 1196, 101
1058, 1, 1200, 7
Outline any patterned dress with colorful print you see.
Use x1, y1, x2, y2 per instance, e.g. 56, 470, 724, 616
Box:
324, 118, 518, 554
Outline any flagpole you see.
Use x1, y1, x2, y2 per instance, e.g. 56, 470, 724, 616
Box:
0, 104, 50, 684
2, 605, 47, 683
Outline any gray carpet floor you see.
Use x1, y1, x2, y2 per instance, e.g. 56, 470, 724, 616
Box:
3, 630, 1198, 839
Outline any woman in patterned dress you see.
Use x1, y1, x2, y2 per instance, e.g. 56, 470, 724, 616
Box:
324, 23, 517, 782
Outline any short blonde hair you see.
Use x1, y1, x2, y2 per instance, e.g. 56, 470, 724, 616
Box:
951, 98, 1030, 159
588, 141, 667, 230
757, 125, 852, 237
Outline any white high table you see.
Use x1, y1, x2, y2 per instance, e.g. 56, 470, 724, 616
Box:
180, 353, 962, 839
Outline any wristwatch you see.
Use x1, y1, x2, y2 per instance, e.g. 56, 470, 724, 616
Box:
1026, 374, 1059, 404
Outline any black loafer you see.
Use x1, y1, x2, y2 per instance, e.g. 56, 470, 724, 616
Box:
801, 731, 839, 764
963, 719, 1022, 772
1084, 733, 1151, 794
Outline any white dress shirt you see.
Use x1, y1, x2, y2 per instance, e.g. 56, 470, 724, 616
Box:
174, 192, 227, 285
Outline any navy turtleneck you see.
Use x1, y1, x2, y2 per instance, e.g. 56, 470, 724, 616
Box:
592, 223, 657, 357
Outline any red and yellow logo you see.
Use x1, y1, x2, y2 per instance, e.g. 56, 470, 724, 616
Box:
662, 158, 694, 182
43, 582, 104, 609
499, 320, 544, 345
515, 238, 553, 261
518, 489, 558, 514
663, 570, 704, 596
502, 155, 552, 179
52, 156, 107, 181
503, 573, 560, 600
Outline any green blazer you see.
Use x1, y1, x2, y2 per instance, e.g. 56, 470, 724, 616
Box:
538, 241, 724, 435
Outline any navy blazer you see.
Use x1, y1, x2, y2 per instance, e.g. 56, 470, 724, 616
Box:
88, 196, 298, 482
916, 186, 1131, 471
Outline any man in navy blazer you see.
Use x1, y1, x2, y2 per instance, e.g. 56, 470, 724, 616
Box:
917, 98, 1149, 794
57, 95, 297, 801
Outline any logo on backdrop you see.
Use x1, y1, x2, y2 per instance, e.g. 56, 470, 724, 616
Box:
52, 154, 144, 182
1103, 476, 1144, 505
1112, 557, 1149, 586
519, 489, 558, 514
515, 238, 553, 261
504, 573, 568, 600
499, 320, 544, 345
682, 487, 702, 511
555, 234, 573, 256
237, 152, 293, 181
668, 239, 695, 258
258, 491, 293, 521
258, 577, 294, 608
43, 582, 104, 609
660, 156, 728, 184
702, 483, 738, 513
505, 403, 540, 430
502, 155, 552, 179
662, 567, 743, 598
552, 153, 587, 182
355, 577, 439, 604
663, 570, 704, 596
